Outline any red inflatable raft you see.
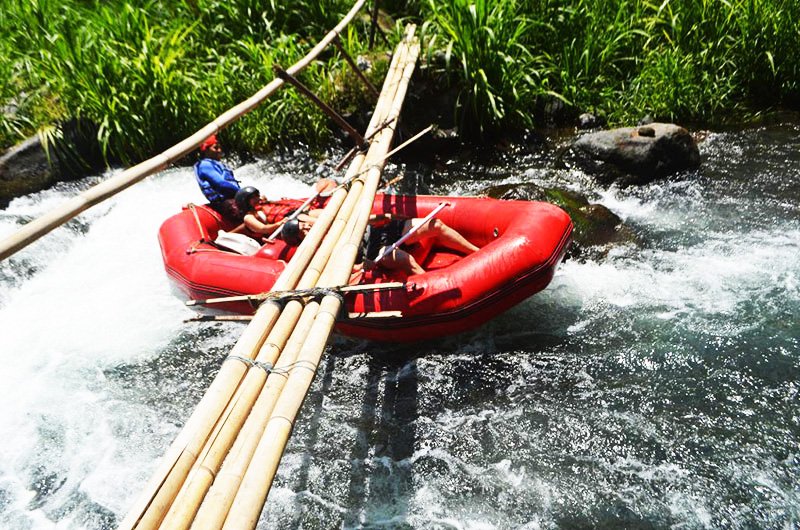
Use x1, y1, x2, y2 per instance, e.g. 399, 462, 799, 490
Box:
158, 194, 572, 341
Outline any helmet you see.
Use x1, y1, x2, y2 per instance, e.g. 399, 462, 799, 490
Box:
280, 218, 303, 246
235, 186, 260, 212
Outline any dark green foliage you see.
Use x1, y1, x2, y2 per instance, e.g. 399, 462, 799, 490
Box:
421, 0, 542, 134
0, 0, 376, 160
1, 0, 798, 157
422, 0, 800, 133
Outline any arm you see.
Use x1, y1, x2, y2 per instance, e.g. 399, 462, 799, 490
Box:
243, 212, 286, 235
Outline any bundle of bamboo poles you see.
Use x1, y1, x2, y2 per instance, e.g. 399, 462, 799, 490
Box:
0, 0, 367, 262
119, 26, 420, 530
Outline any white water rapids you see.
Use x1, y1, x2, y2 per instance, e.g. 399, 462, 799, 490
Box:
1, 123, 798, 529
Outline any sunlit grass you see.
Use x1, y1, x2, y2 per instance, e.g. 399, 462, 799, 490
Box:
0, 0, 376, 160
0, 0, 798, 156
421, 0, 800, 132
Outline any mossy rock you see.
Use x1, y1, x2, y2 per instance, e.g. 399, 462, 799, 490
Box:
0, 119, 103, 207
483, 182, 639, 259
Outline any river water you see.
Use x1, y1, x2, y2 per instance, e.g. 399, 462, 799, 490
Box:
0, 119, 798, 529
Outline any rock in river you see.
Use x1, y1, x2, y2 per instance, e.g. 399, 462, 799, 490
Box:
562, 122, 701, 185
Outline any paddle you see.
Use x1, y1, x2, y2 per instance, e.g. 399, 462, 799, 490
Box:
374, 201, 449, 264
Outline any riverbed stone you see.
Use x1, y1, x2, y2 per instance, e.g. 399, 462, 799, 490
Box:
483, 182, 638, 259
0, 136, 54, 208
563, 122, 701, 185
577, 112, 603, 130
0, 119, 103, 207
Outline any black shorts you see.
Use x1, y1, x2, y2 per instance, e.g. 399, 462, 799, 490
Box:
364, 219, 406, 260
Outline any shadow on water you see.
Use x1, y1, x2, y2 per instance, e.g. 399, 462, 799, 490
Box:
283, 351, 419, 529
343, 355, 418, 529
288, 353, 340, 525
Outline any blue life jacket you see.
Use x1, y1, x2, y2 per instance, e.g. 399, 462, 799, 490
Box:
194, 158, 240, 203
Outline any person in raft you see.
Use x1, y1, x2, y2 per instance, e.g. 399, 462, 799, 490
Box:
196, 133, 336, 226
194, 134, 241, 220
234, 185, 333, 246
361, 214, 479, 276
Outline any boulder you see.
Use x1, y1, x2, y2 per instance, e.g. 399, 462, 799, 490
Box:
483, 182, 638, 260
562, 122, 701, 185
0, 119, 103, 208
577, 112, 604, 130
0, 135, 54, 208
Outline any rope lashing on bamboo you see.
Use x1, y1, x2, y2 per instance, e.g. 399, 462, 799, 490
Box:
223, 356, 320, 376
222, 357, 319, 377
224, 356, 274, 373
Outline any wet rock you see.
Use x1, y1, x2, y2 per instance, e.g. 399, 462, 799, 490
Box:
535, 95, 578, 127
0, 119, 104, 207
562, 122, 701, 186
483, 182, 638, 260
577, 112, 603, 130
0, 136, 53, 208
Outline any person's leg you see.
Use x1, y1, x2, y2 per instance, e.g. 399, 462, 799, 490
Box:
371, 247, 425, 276
402, 218, 479, 254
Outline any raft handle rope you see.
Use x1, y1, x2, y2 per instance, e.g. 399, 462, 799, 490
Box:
186, 203, 234, 254
187, 203, 210, 243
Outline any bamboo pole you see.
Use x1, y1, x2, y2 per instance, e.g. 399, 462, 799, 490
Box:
120, 121, 367, 530
121, 177, 353, 530
125, 21, 416, 530
158, 158, 370, 530
161, 41, 412, 530
220, 30, 419, 530
188, 299, 319, 530
333, 35, 380, 99
0, 0, 367, 263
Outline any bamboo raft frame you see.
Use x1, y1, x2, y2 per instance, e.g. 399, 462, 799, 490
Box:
120, 21, 420, 530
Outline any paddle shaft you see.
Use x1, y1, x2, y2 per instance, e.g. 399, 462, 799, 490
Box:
265, 193, 320, 240
374, 201, 449, 263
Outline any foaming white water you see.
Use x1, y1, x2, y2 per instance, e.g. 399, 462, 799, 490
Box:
0, 164, 319, 528
552, 172, 800, 329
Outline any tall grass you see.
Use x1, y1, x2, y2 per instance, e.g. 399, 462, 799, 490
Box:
421, 0, 542, 133
1, 0, 799, 157
421, 0, 800, 133
0, 0, 376, 160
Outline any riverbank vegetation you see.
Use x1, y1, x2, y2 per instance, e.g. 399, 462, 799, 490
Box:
1, 0, 798, 161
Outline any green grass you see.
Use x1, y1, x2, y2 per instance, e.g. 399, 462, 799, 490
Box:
1, 0, 798, 158
419, 0, 800, 133
0, 0, 377, 161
